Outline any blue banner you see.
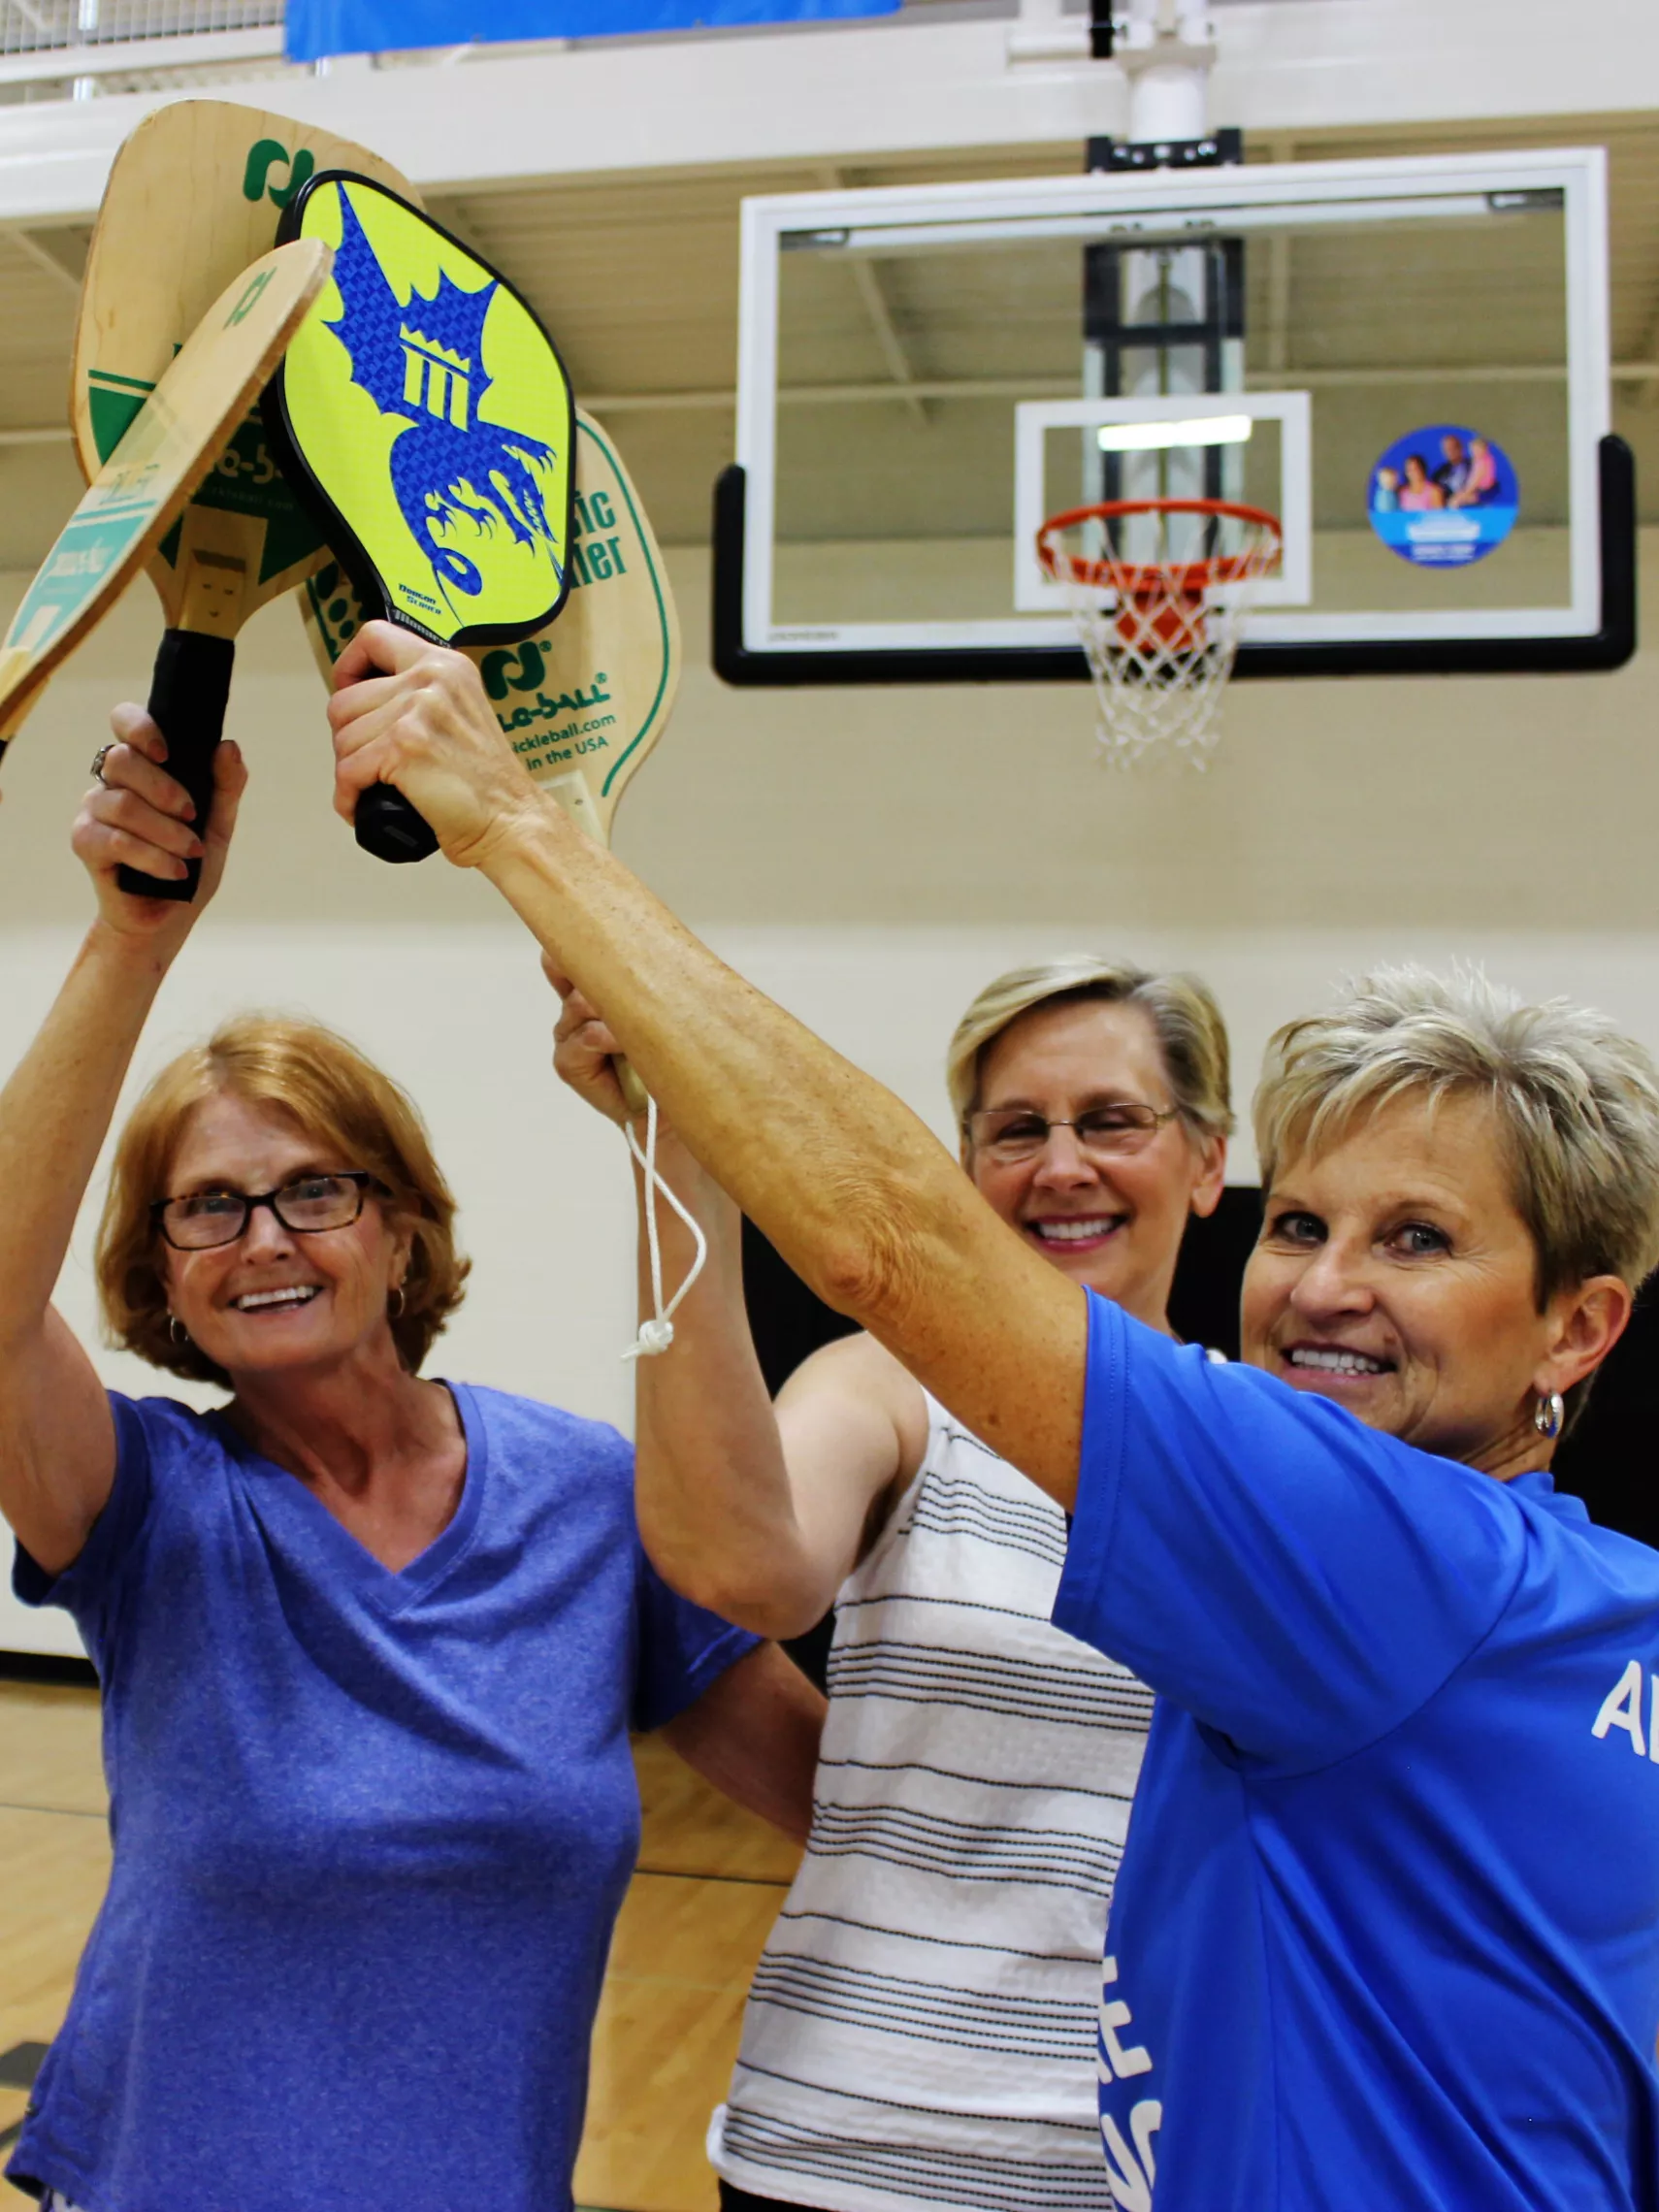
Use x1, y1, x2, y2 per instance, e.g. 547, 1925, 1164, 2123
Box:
286, 0, 898, 61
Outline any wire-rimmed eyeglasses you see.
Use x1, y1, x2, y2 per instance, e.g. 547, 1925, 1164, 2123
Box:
150, 1171, 381, 1252
965, 1103, 1181, 1164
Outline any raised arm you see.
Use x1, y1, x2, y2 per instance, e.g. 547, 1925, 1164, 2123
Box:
331, 632, 1086, 1507
0, 717, 244, 1574
552, 978, 927, 1638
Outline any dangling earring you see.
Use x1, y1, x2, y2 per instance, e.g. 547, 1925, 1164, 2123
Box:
388, 1285, 406, 1320
1533, 1391, 1564, 1441
168, 1314, 189, 1349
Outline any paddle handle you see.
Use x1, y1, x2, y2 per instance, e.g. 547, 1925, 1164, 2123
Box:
117, 631, 234, 903
617, 1057, 648, 1116
355, 783, 439, 864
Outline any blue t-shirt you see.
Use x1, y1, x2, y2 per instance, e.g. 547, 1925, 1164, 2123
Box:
9, 1383, 758, 2212
1053, 1294, 1659, 2212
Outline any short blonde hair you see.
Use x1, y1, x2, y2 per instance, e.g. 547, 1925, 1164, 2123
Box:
946, 956, 1233, 1142
1254, 965, 1659, 1299
97, 1014, 470, 1389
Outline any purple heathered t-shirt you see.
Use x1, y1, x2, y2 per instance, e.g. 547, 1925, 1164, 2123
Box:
9, 1382, 756, 2212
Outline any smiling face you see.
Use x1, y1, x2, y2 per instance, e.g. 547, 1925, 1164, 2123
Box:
1242, 1090, 1631, 1474
159, 1090, 413, 1387
963, 997, 1224, 1330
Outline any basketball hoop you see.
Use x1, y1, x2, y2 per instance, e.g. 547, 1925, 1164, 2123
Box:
1037, 498, 1282, 768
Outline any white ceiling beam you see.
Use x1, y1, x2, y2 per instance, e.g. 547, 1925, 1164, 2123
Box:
6, 224, 82, 289
0, 0, 1653, 225
0, 356, 1654, 443
817, 161, 928, 423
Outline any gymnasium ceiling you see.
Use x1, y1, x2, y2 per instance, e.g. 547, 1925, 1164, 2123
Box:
1, 102, 1658, 566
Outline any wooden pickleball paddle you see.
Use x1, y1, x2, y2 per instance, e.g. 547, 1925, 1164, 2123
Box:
264, 169, 576, 863
302, 409, 678, 1109
71, 99, 421, 897
0, 244, 330, 793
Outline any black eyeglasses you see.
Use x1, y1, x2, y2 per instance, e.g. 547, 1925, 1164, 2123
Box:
151, 1171, 381, 1252
965, 1103, 1181, 1164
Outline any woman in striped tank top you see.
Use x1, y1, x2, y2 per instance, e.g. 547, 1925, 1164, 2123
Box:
555, 956, 1232, 2212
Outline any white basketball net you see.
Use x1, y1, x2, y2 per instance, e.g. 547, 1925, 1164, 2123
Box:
1040, 504, 1282, 770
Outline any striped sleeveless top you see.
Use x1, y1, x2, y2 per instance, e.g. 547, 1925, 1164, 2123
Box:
707, 1391, 1155, 2212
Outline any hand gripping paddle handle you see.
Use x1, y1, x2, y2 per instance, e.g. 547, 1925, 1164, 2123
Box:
355, 783, 440, 864
116, 631, 235, 903
617, 1058, 649, 1116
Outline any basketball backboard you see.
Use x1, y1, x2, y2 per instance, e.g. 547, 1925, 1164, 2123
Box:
713, 146, 1631, 684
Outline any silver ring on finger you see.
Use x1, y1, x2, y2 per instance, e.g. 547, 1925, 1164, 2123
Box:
89, 744, 114, 786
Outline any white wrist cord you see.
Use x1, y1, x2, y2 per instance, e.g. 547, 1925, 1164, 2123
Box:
622, 1090, 708, 1359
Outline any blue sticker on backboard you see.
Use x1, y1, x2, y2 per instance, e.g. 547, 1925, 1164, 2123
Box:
1368, 426, 1518, 567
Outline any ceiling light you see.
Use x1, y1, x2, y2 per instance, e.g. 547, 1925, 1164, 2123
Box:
1096, 415, 1254, 452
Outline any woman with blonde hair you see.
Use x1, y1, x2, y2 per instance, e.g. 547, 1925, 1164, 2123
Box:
1, 714, 822, 2212
555, 952, 1231, 2212
329, 622, 1659, 2211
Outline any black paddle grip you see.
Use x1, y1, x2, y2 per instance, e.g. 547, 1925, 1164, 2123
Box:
354, 784, 440, 864
117, 631, 236, 904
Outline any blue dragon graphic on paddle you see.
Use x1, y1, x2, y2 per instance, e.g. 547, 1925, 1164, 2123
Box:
326, 191, 562, 604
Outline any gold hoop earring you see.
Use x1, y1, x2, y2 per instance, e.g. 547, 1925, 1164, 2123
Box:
388, 1285, 406, 1320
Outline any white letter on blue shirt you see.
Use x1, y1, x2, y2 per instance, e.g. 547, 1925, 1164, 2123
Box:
1592, 1659, 1647, 1754
1099, 1956, 1154, 2077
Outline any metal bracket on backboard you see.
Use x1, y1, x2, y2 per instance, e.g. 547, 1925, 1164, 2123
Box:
711, 437, 1637, 687
1085, 129, 1242, 173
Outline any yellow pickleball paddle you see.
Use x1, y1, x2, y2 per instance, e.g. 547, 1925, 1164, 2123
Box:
263, 170, 575, 862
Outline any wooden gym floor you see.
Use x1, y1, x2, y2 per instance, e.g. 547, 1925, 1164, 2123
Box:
0, 1677, 801, 2210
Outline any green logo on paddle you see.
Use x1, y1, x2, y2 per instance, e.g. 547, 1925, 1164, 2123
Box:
243, 140, 316, 211
224, 267, 275, 327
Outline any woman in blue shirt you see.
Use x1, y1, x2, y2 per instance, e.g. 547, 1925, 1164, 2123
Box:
326, 623, 1659, 2212
0, 713, 823, 2212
